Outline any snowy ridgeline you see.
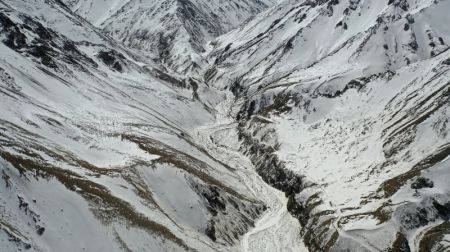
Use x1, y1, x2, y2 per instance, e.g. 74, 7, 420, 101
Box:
207, 0, 450, 251
1, 0, 450, 251
62, 0, 276, 74
0, 0, 272, 251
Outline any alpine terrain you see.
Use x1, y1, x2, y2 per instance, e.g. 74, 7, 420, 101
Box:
0, 0, 449, 251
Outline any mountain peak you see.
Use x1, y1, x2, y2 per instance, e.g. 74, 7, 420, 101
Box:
62, 0, 276, 74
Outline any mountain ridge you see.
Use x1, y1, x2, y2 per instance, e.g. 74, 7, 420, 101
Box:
204, 0, 450, 250
62, 0, 276, 74
1, 0, 449, 251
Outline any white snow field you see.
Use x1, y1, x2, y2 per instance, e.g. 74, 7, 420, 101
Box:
1, 0, 449, 251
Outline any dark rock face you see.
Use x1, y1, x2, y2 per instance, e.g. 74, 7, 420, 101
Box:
205, 220, 217, 241
442, 58, 450, 65
201, 186, 227, 216
97, 50, 125, 72
0, 12, 27, 49
411, 177, 434, 189
36, 226, 45, 236
29, 44, 58, 68
152, 68, 187, 88
190, 181, 266, 245
399, 205, 435, 229
230, 79, 244, 97
433, 201, 450, 220
0, 12, 97, 70
0, 12, 58, 68
389, 0, 409, 11
386, 233, 411, 252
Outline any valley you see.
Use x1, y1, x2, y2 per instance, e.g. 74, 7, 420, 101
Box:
1, 0, 449, 251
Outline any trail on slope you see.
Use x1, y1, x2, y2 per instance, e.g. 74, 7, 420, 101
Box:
193, 93, 308, 252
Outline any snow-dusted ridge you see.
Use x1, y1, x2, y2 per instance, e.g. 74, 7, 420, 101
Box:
0, 0, 275, 251
62, 0, 276, 75
206, 0, 450, 251
1, 0, 450, 251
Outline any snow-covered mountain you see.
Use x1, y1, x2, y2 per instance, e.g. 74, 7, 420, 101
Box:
206, 0, 450, 88
62, 0, 276, 74
206, 0, 450, 251
1, 0, 449, 251
0, 0, 273, 251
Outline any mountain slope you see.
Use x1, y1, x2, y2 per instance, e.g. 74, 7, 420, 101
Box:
205, 0, 450, 251
0, 0, 272, 251
1, 0, 450, 251
207, 0, 449, 89
62, 0, 276, 74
